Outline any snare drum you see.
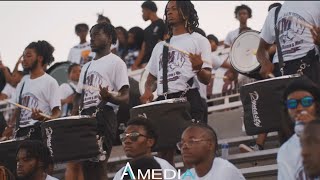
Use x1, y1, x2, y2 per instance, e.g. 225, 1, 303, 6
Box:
240, 74, 301, 135
130, 98, 192, 151
230, 30, 263, 80
0, 139, 24, 173
41, 116, 100, 163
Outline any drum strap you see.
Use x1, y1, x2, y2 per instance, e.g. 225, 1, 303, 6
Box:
80, 62, 92, 112
66, 83, 76, 116
274, 5, 285, 76
162, 38, 194, 97
162, 38, 170, 97
15, 82, 25, 130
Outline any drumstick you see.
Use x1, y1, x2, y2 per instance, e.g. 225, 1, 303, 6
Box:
82, 85, 119, 96
267, 73, 275, 78
163, 42, 213, 65
5, 100, 52, 119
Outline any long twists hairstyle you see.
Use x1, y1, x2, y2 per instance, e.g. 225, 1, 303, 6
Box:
164, 0, 199, 36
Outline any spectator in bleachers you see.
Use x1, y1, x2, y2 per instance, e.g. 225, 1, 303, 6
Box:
131, 1, 166, 70
224, 4, 252, 48
123, 26, 144, 69
114, 26, 128, 60
67, 23, 94, 65
277, 77, 320, 180
59, 63, 80, 117
113, 117, 176, 180
178, 123, 245, 180
300, 119, 320, 179
0, 71, 23, 101
16, 140, 58, 180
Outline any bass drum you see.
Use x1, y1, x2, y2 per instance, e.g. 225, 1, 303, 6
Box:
230, 30, 262, 80
46, 61, 71, 85
139, 69, 158, 100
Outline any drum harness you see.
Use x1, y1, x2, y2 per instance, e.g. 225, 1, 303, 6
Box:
162, 39, 192, 101
274, 6, 310, 77
79, 62, 106, 162
13, 82, 34, 140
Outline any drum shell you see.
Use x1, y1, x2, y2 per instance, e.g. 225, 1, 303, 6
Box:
240, 75, 301, 135
0, 139, 23, 173
130, 101, 192, 151
41, 116, 100, 163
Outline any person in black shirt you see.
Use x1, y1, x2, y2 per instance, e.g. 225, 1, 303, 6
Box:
131, 1, 165, 70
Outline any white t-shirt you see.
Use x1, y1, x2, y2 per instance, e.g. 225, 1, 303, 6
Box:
59, 81, 77, 117
2, 83, 16, 100
15, 74, 61, 128
113, 156, 177, 180
146, 32, 211, 95
186, 157, 245, 180
45, 174, 59, 180
67, 42, 95, 65
260, 1, 320, 63
224, 28, 240, 47
76, 53, 129, 110
277, 134, 309, 180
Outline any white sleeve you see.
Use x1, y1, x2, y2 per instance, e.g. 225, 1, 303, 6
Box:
145, 42, 162, 78
113, 60, 129, 91
224, 32, 233, 46
260, 8, 276, 45
59, 84, 71, 100
48, 79, 61, 110
211, 54, 224, 70
2, 84, 10, 97
198, 37, 212, 70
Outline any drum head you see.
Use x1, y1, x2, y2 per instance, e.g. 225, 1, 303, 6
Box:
139, 69, 158, 100
46, 61, 71, 85
230, 30, 260, 74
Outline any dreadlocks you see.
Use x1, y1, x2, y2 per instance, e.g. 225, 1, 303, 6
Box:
164, 0, 199, 36
16, 140, 53, 171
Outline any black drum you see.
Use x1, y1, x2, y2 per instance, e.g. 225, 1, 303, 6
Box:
240, 74, 301, 135
41, 116, 100, 163
230, 30, 263, 80
130, 98, 192, 151
0, 139, 24, 173
46, 61, 71, 85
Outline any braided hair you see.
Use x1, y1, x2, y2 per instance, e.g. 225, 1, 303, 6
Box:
164, 0, 199, 36
90, 23, 117, 45
25, 40, 55, 66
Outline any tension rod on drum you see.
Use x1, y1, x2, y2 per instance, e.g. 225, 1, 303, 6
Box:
5, 100, 52, 119
163, 42, 213, 66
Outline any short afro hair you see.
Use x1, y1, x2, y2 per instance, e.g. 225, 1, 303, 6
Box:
141, 1, 157, 12
234, 4, 252, 18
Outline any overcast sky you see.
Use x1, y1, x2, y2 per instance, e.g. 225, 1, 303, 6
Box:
0, 1, 281, 70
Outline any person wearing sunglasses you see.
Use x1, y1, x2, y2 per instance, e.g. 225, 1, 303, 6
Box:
178, 123, 245, 180
113, 117, 177, 180
277, 76, 320, 180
